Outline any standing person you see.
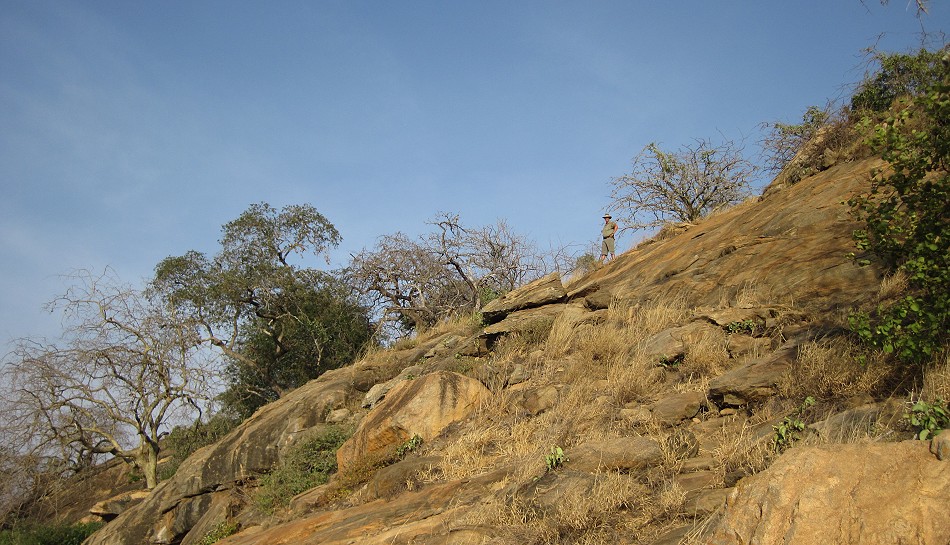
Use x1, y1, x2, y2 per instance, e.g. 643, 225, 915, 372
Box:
600, 213, 618, 263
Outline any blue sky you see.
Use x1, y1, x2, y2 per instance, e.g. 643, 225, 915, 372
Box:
1, 1, 946, 343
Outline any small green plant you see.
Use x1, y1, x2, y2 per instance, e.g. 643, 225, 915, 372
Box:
905, 398, 950, 440
396, 434, 423, 458
253, 425, 351, 514
658, 354, 684, 368
195, 521, 239, 545
544, 446, 568, 471
772, 396, 816, 450
725, 319, 759, 335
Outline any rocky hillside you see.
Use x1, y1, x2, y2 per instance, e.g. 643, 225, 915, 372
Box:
79, 157, 950, 545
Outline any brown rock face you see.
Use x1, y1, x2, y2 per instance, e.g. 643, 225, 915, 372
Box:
568, 159, 883, 312
480, 272, 566, 323
337, 372, 490, 473
706, 441, 950, 545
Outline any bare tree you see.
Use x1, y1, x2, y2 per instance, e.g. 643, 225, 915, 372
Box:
609, 138, 757, 231
1, 269, 215, 490
348, 214, 550, 337
427, 213, 545, 305
348, 231, 469, 335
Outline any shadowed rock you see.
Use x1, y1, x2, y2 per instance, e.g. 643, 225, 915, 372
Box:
481, 272, 566, 323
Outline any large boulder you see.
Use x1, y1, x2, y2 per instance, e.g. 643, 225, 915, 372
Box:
480, 272, 566, 323
568, 436, 663, 473
337, 372, 491, 473
706, 441, 950, 545
84, 369, 353, 545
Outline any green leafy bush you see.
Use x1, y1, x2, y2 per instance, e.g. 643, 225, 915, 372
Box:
253, 425, 351, 514
849, 50, 950, 365
905, 398, 949, 440
195, 521, 239, 545
0, 522, 103, 545
851, 48, 947, 114
159, 414, 241, 481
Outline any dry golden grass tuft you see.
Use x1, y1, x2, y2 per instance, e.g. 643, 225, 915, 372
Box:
455, 471, 651, 545
777, 337, 895, 400
921, 351, 950, 402
679, 328, 730, 378
877, 270, 909, 302
709, 413, 779, 480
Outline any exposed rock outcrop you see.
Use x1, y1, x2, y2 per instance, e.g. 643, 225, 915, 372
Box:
706, 441, 950, 545
337, 371, 490, 473
480, 272, 566, 323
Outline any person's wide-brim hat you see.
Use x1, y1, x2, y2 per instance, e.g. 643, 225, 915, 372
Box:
603, 214, 612, 218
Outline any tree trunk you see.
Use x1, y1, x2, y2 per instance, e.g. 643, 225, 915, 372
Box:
136, 439, 161, 490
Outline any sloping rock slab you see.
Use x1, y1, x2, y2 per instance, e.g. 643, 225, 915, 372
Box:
481, 272, 566, 323
218, 468, 512, 545
84, 370, 353, 545
482, 304, 566, 337
568, 436, 663, 473
642, 321, 721, 363
706, 441, 950, 545
708, 343, 798, 406
338, 372, 490, 473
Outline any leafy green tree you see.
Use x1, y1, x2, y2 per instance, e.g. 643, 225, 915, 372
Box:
849, 51, 949, 364
851, 47, 947, 114
220, 275, 371, 417
152, 203, 370, 405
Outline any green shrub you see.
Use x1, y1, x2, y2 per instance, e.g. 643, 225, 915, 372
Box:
772, 396, 816, 450
905, 398, 949, 440
195, 521, 239, 545
0, 521, 103, 545
253, 425, 351, 514
159, 414, 241, 481
851, 48, 947, 114
849, 50, 950, 365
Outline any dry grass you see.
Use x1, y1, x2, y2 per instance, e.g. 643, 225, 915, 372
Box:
709, 411, 780, 480
777, 337, 895, 400
679, 328, 730, 378
877, 270, 909, 302
921, 351, 950, 402
455, 471, 652, 545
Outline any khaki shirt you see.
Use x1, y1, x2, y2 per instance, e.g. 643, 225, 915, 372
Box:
601, 220, 617, 238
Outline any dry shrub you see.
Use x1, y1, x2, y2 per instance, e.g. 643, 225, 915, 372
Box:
877, 270, 909, 302
921, 351, 950, 402
710, 414, 779, 479
457, 472, 650, 545
778, 337, 895, 400
680, 329, 730, 378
